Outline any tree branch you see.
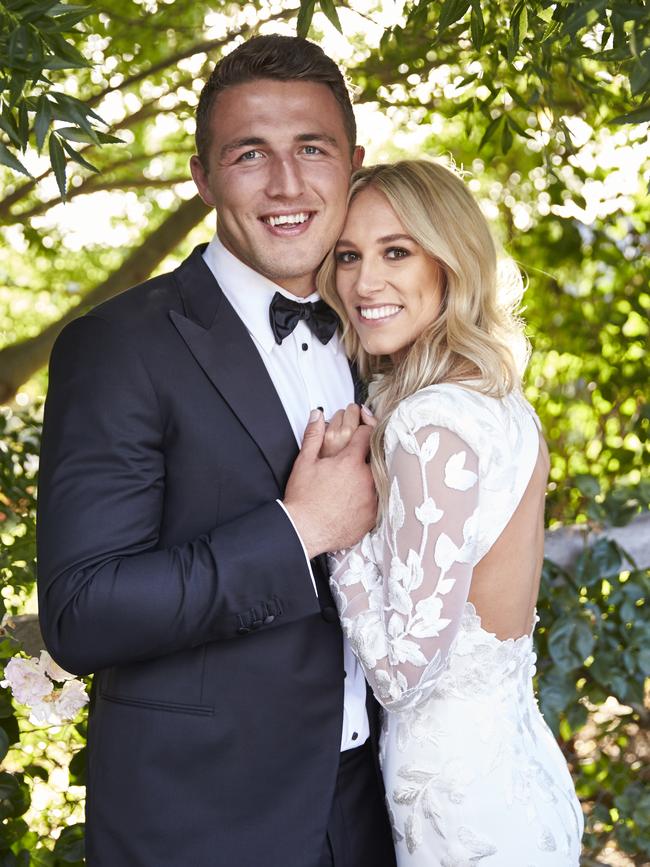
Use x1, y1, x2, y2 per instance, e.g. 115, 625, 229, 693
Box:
0, 195, 211, 403
84, 7, 298, 109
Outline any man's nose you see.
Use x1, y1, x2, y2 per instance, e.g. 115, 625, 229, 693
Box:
265, 156, 305, 199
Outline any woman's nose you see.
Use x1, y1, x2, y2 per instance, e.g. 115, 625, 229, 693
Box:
355, 260, 386, 296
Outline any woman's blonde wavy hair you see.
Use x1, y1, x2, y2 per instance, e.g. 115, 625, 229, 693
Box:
317, 158, 530, 510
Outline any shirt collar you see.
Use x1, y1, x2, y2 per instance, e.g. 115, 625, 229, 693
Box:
203, 234, 326, 355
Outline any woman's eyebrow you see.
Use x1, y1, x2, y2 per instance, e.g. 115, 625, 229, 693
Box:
335, 233, 413, 247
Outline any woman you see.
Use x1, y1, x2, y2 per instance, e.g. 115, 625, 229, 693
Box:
317, 160, 584, 865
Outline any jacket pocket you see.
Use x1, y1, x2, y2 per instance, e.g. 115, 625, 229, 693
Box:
99, 691, 214, 716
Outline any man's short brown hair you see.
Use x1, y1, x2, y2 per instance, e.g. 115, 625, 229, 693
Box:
195, 34, 357, 168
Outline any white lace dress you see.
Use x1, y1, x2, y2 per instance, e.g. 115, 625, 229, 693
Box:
329, 384, 584, 866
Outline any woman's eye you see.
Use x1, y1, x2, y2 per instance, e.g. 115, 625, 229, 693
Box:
335, 251, 359, 264
386, 247, 409, 259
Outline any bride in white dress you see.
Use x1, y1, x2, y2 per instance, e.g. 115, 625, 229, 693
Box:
317, 160, 584, 865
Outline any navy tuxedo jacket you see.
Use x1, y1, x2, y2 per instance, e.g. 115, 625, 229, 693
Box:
37, 245, 377, 866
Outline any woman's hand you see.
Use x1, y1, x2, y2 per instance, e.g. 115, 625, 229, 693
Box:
320, 403, 377, 458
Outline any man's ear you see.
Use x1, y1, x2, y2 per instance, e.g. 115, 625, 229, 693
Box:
352, 145, 365, 171
189, 155, 216, 208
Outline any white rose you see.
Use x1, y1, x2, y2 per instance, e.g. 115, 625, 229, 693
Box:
39, 650, 75, 683
1, 657, 53, 706
53, 679, 89, 721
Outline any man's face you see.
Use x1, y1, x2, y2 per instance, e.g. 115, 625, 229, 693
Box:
190, 79, 364, 297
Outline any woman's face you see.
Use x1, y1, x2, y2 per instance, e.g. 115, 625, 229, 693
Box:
335, 187, 445, 360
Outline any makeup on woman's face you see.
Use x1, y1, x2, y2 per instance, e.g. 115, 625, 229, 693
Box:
334, 187, 445, 360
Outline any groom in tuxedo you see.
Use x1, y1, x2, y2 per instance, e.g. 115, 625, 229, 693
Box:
37, 34, 396, 867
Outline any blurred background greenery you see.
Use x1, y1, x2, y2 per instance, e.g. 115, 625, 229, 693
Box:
0, 0, 648, 863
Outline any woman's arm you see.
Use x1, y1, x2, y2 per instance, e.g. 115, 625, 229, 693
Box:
329, 422, 479, 711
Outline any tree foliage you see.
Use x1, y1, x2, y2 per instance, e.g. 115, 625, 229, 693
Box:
0, 0, 122, 195
0, 0, 648, 863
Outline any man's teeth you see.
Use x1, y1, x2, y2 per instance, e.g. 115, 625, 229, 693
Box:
266, 213, 310, 227
359, 305, 402, 320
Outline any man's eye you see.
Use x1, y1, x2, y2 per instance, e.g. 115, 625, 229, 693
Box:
335, 251, 359, 264
386, 247, 409, 259
238, 150, 263, 162
303, 145, 322, 155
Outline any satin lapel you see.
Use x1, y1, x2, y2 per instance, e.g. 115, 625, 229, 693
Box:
170, 246, 298, 491
349, 359, 367, 405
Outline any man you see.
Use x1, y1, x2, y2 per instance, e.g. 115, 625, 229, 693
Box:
37, 34, 396, 867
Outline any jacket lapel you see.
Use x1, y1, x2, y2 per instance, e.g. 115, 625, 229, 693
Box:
169, 246, 298, 491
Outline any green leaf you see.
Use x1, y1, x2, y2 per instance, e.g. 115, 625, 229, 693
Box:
319, 0, 342, 33
590, 538, 622, 576
0, 106, 23, 148
40, 31, 90, 70
541, 18, 562, 42
296, 0, 316, 38
438, 0, 471, 34
34, 95, 52, 152
508, 2, 528, 61
60, 138, 99, 173
52, 823, 85, 862
501, 118, 514, 153
0, 727, 8, 763
612, 102, 650, 124
478, 114, 503, 150
548, 617, 595, 672
565, 0, 607, 37
54, 126, 122, 146
48, 131, 67, 199
68, 747, 87, 786
42, 9, 92, 32
470, 0, 485, 50
18, 100, 28, 145
574, 474, 601, 497
0, 771, 18, 802
0, 142, 32, 177
630, 52, 650, 96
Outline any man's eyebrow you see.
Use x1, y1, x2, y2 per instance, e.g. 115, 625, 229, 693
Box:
220, 137, 267, 157
335, 233, 414, 246
296, 132, 340, 149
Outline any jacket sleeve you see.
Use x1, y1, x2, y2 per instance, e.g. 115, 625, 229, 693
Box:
37, 314, 320, 676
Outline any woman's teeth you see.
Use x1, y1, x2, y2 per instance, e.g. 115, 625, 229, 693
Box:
265, 213, 310, 227
359, 305, 402, 320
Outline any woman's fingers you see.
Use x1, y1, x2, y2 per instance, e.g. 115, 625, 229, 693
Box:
321, 403, 363, 457
361, 404, 378, 428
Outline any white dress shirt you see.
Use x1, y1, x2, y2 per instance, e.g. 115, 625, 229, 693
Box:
203, 235, 370, 752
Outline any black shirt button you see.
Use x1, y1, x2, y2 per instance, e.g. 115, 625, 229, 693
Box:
351, 731, 359, 741
237, 627, 250, 635
263, 615, 275, 625
302, 342, 308, 351
321, 606, 337, 623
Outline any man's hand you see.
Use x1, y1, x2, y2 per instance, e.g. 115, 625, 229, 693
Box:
283, 407, 378, 558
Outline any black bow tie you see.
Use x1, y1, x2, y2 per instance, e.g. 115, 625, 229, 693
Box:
269, 292, 339, 346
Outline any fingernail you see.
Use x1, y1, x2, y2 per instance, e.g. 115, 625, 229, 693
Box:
309, 409, 322, 423
361, 404, 374, 417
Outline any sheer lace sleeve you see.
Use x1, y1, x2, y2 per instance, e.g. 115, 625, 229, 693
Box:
329, 422, 480, 712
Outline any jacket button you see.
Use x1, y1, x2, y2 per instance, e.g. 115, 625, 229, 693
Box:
321, 606, 337, 623
264, 615, 275, 625
237, 626, 250, 635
